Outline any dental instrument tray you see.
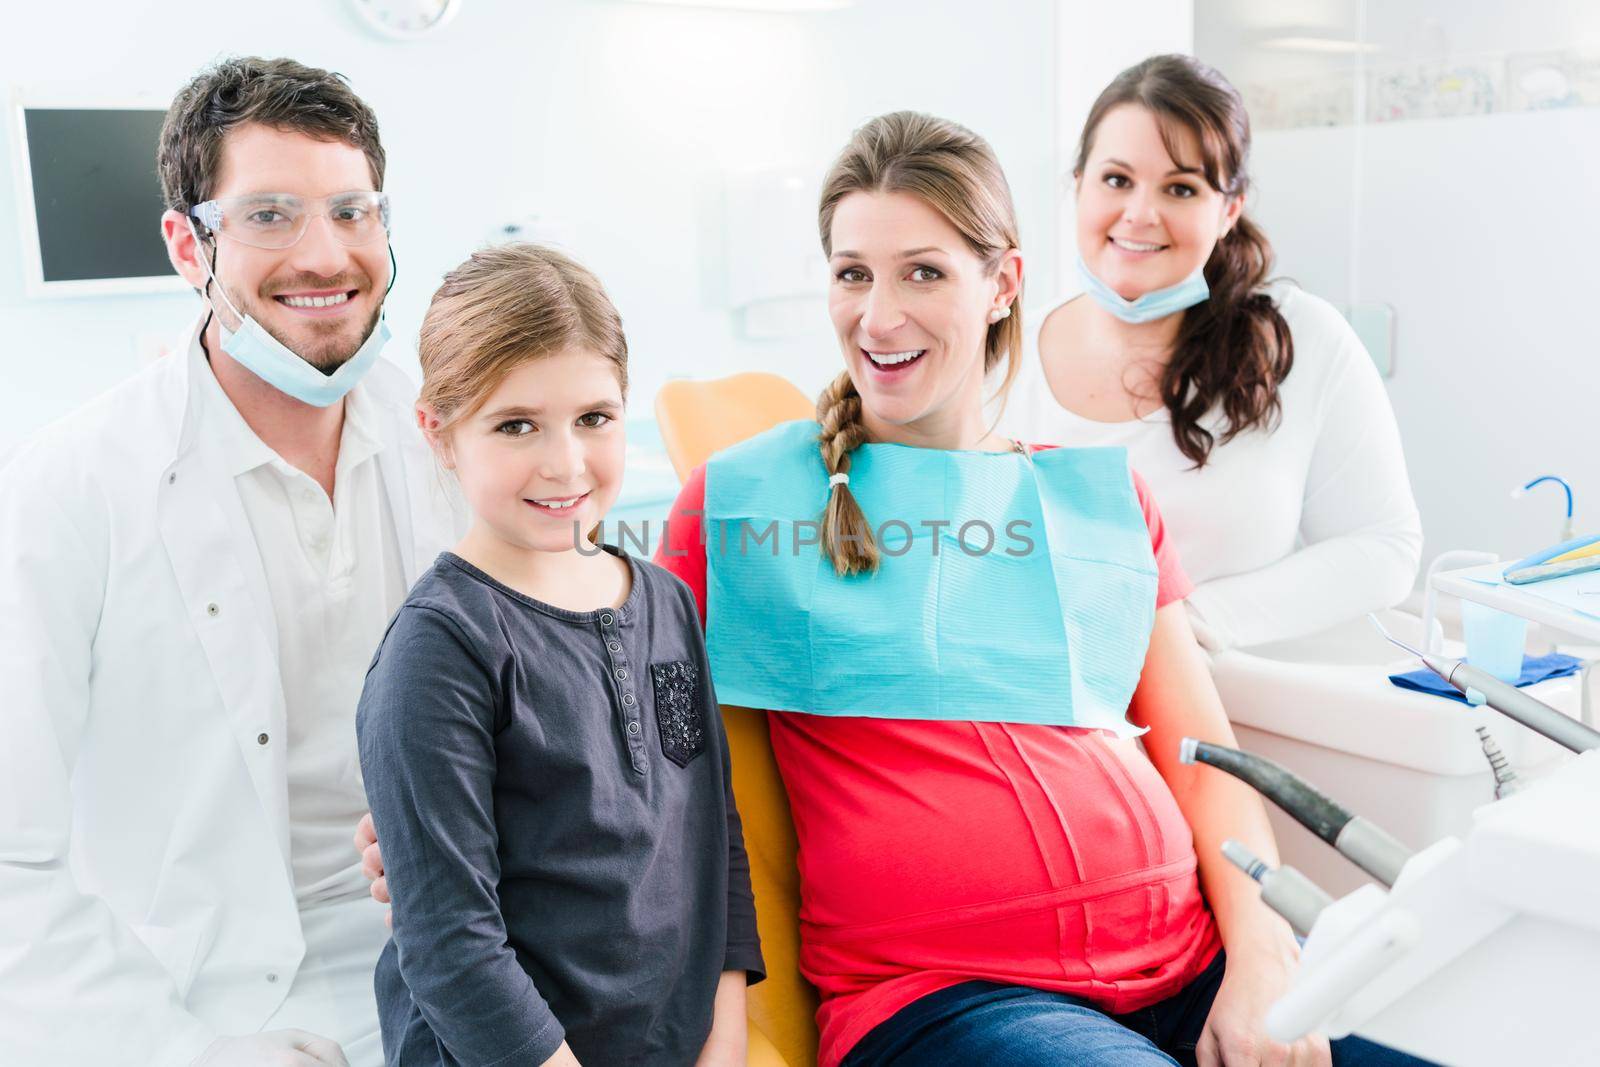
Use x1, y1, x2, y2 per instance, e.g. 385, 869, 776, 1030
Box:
1506, 531, 1600, 571
1504, 554, 1600, 586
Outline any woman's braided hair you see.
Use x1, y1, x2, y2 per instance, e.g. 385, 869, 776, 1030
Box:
814, 112, 1023, 576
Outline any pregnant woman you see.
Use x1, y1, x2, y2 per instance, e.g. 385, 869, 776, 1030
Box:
651, 112, 1431, 1067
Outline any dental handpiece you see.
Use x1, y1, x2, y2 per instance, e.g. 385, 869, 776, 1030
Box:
1180, 739, 1413, 888
1368, 613, 1600, 754
1431, 656, 1600, 754
1221, 840, 1334, 938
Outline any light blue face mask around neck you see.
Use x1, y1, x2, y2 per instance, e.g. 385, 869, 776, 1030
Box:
217, 315, 389, 408
191, 220, 390, 407
1076, 252, 1210, 325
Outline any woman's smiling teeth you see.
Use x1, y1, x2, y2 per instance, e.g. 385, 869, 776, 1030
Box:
279, 292, 352, 308
1110, 236, 1166, 253
865, 349, 925, 367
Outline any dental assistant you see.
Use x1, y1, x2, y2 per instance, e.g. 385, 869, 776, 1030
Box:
0, 58, 461, 1066
993, 54, 1422, 652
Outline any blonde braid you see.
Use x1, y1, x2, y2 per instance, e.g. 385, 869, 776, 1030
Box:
816, 371, 878, 576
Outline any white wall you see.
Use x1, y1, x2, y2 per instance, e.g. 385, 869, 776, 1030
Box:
1251, 109, 1600, 564
0, 0, 1061, 458
1196, 0, 1600, 565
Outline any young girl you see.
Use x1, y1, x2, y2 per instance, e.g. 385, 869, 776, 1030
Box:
355, 244, 762, 1066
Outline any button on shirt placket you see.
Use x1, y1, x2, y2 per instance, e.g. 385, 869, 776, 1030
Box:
600, 610, 647, 774
287, 475, 335, 572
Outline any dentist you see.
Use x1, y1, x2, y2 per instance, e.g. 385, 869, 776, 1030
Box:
0, 58, 462, 1066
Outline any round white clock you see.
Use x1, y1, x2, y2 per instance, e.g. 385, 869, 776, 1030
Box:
349, 0, 463, 41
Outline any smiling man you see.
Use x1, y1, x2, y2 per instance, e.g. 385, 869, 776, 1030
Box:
0, 58, 463, 1066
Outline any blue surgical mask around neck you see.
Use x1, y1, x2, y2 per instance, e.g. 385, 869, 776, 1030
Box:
190, 219, 389, 407
218, 314, 389, 408
1076, 253, 1210, 325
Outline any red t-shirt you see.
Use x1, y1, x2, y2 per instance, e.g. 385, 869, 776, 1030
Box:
654, 456, 1220, 1067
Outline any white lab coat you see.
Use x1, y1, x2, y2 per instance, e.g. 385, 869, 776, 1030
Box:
0, 317, 466, 1066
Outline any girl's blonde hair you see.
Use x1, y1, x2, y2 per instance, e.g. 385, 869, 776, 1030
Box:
417, 242, 628, 433
815, 111, 1024, 577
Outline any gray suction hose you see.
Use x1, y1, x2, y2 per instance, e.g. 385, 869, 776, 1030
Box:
1221, 840, 1335, 938
1180, 738, 1413, 888
1476, 725, 1525, 799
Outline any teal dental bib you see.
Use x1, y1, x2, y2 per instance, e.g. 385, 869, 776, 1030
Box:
702, 420, 1158, 734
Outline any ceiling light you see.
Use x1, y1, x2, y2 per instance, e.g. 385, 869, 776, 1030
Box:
1259, 36, 1381, 55
626, 0, 854, 10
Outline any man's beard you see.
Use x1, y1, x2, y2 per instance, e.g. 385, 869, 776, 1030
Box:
220, 275, 382, 375
258, 301, 384, 375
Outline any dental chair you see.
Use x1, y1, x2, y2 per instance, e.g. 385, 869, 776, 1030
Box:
655, 373, 817, 482
655, 374, 820, 1067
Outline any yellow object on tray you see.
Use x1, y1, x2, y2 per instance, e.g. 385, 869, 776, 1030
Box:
1550, 538, 1600, 564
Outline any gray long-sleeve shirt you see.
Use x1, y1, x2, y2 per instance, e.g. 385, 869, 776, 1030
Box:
357, 549, 763, 1066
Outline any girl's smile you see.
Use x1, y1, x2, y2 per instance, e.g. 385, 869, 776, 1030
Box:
439, 348, 626, 557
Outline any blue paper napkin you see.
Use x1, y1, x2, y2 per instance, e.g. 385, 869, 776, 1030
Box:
1389, 653, 1585, 704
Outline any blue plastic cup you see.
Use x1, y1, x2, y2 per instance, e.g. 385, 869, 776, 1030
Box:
1461, 601, 1528, 683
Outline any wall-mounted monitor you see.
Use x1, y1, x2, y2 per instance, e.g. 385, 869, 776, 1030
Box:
10, 97, 186, 297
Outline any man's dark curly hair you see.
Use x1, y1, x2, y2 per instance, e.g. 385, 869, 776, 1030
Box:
157, 56, 386, 214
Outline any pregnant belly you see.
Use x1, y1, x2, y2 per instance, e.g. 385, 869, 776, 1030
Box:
769, 715, 1203, 939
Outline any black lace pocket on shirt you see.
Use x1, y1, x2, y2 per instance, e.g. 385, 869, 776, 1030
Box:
651, 660, 706, 767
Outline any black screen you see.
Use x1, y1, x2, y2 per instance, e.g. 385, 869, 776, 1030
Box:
23, 108, 174, 284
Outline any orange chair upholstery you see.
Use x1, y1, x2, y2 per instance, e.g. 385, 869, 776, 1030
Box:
654, 373, 815, 482
747, 1016, 793, 1067
654, 374, 821, 1067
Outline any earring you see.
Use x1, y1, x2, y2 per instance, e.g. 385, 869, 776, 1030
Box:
988, 305, 1012, 324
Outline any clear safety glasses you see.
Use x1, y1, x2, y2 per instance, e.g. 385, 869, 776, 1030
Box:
188, 191, 392, 250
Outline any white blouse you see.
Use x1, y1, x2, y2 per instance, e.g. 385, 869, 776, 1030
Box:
992, 283, 1423, 651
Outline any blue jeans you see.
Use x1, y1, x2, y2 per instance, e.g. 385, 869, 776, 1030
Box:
842, 950, 1439, 1067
